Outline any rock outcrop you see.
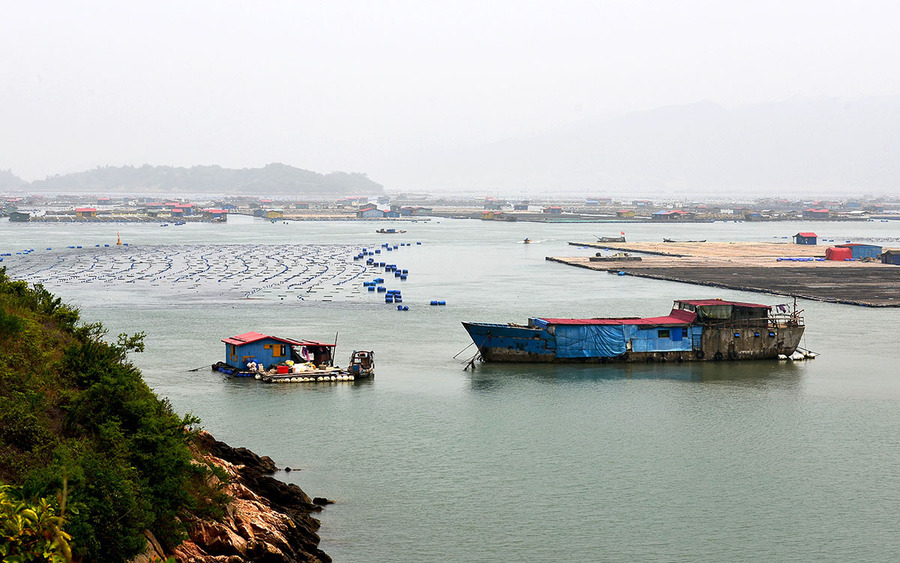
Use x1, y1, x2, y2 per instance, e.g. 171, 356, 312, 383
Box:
139, 431, 331, 562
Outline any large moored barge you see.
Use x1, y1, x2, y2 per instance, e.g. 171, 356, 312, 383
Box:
462, 299, 805, 363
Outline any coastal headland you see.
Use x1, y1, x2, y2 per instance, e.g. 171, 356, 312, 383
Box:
151, 431, 331, 562
548, 241, 900, 307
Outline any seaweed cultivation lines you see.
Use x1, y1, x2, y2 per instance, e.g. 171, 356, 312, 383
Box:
2, 243, 395, 303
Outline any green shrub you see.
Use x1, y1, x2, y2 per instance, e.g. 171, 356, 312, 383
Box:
0, 481, 74, 562
1, 268, 225, 561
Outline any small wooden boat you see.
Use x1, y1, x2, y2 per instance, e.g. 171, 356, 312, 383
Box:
376, 228, 406, 234
663, 238, 706, 243
347, 350, 375, 378
596, 235, 626, 243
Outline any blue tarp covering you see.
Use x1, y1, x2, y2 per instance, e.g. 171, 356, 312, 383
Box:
630, 327, 699, 353
554, 324, 627, 358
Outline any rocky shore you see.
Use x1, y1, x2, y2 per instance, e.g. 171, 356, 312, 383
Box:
134, 431, 331, 563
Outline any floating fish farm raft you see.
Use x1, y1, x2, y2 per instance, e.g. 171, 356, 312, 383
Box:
550, 241, 900, 307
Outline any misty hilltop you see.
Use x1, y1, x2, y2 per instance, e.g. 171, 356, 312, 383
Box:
19, 163, 383, 195
0, 169, 25, 190
399, 96, 900, 194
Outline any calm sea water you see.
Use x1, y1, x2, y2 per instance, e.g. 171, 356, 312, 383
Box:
3, 215, 900, 561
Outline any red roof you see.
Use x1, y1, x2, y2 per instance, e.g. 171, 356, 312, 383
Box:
204, 209, 227, 213
539, 309, 697, 326
221, 332, 335, 347
677, 299, 770, 309
75, 208, 97, 212
796, 232, 817, 237
222, 331, 289, 345
297, 340, 337, 348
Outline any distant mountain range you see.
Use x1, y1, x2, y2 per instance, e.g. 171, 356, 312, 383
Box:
5, 97, 898, 197
0, 163, 383, 195
0, 169, 23, 190
398, 96, 900, 195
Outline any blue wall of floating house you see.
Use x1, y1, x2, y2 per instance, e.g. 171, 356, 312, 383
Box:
225, 338, 292, 369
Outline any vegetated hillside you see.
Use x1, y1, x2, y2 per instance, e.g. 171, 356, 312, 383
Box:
26, 162, 384, 195
0, 268, 228, 561
0, 168, 25, 189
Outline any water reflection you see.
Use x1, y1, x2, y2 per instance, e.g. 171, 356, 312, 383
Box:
220, 374, 376, 395
466, 359, 805, 391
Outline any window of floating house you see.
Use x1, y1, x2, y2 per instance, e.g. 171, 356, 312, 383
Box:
658, 329, 670, 338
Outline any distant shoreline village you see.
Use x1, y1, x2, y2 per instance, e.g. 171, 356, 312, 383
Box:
2, 192, 898, 224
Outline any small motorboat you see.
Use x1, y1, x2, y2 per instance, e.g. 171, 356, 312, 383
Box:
347, 350, 375, 378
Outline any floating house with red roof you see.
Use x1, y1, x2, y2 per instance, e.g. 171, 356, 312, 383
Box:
214, 331, 374, 382
219, 331, 336, 372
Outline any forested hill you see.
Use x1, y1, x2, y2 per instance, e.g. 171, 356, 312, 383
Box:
0, 268, 329, 561
0, 168, 24, 189
25, 162, 384, 195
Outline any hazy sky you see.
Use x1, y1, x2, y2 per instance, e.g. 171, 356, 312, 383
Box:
2, 0, 899, 188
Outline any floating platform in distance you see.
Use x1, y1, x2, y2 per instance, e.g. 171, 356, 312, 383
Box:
552, 242, 900, 307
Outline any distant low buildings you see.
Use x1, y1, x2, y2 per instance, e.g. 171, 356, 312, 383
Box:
793, 232, 817, 245
835, 243, 882, 260
881, 249, 900, 265
357, 206, 384, 219
651, 210, 693, 221
803, 208, 830, 220
203, 209, 228, 222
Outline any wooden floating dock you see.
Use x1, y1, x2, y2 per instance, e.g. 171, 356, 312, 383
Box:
551, 242, 900, 307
